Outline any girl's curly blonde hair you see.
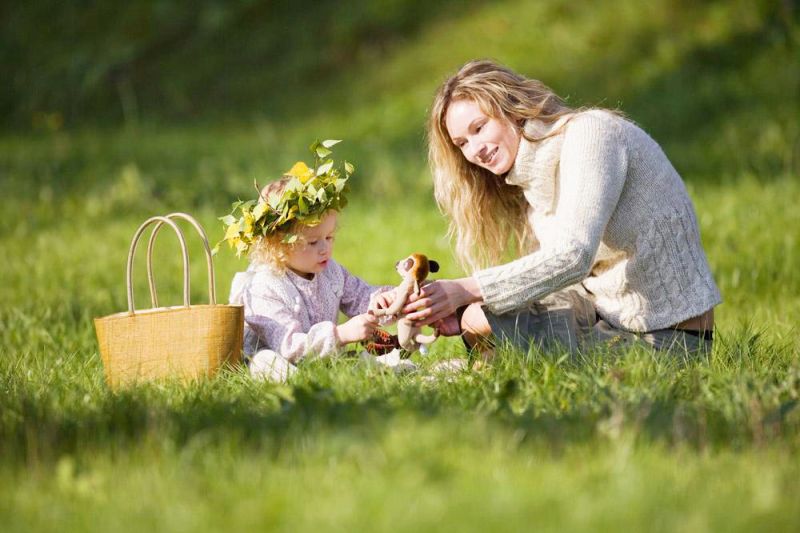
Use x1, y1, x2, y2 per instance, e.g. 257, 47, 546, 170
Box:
248, 177, 305, 271
427, 59, 576, 273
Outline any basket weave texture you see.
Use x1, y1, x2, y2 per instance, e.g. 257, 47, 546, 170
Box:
94, 213, 243, 388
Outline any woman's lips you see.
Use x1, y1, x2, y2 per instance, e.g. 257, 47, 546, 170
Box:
483, 147, 498, 166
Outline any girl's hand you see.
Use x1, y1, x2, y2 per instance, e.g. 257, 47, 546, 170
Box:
369, 289, 396, 314
403, 277, 482, 327
336, 311, 379, 345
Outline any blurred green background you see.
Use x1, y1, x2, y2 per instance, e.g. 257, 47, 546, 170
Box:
2, 1, 800, 531
2, 0, 797, 319
3, 0, 797, 202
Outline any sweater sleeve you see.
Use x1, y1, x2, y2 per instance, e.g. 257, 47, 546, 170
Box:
474, 113, 629, 314
243, 278, 339, 364
337, 263, 392, 318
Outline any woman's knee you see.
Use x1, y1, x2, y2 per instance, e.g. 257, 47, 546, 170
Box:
460, 303, 491, 344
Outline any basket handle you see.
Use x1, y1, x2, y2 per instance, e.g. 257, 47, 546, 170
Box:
145, 213, 217, 308
126, 216, 190, 314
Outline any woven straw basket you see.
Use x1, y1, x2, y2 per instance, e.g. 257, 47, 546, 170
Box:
94, 213, 243, 388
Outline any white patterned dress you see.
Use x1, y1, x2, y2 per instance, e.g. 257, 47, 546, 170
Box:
229, 259, 388, 380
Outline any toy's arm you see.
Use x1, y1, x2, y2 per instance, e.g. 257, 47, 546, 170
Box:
373, 279, 412, 317
413, 330, 438, 345
396, 318, 439, 352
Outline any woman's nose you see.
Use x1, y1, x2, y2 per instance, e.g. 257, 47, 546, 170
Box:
464, 140, 480, 162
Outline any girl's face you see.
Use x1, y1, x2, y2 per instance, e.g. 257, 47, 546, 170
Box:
445, 98, 521, 175
286, 211, 337, 279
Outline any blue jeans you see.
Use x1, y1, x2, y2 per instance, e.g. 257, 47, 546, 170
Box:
484, 287, 712, 356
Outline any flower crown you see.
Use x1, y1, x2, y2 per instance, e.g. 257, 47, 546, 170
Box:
216, 139, 352, 257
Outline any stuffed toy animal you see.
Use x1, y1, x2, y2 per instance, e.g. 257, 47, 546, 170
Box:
372, 253, 440, 354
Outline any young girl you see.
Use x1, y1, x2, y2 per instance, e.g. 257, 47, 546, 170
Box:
225, 145, 390, 381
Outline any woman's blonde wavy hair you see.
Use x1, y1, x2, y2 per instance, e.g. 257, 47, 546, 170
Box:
428, 59, 575, 273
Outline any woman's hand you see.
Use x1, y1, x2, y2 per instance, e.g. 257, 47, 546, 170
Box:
433, 313, 462, 337
336, 312, 379, 345
403, 277, 482, 327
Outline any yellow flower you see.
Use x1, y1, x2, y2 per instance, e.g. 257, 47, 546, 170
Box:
286, 161, 314, 184
224, 220, 241, 241
252, 200, 268, 220
243, 213, 255, 236
235, 239, 248, 257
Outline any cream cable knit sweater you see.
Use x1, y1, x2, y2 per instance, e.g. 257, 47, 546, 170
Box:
473, 110, 721, 332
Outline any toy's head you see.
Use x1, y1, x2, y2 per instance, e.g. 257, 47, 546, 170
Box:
395, 253, 440, 282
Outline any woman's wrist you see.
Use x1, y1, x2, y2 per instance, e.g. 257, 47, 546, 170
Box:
457, 276, 483, 306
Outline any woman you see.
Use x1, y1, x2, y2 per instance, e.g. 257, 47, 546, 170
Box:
405, 59, 721, 356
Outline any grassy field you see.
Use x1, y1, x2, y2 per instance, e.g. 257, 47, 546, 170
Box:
2, 0, 799, 531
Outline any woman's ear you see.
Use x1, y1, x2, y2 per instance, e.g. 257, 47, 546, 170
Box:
429, 260, 440, 273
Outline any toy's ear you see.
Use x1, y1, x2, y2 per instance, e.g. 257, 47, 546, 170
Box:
429, 260, 440, 273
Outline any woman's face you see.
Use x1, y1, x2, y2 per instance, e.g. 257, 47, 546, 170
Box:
445, 98, 521, 175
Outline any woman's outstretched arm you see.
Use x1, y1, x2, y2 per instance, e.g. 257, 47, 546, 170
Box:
408, 112, 629, 326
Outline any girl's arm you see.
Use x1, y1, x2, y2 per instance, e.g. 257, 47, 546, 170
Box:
338, 263, 393, 317
244, 276, 379, 362
245, 291, 339, 364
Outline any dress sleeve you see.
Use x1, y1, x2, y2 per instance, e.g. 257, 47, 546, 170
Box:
337, 263, 392, 317
474, 113, 629, 314
243, 278, 339, 364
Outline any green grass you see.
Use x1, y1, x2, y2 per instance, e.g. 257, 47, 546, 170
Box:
2, 0, 799, 531
2, 178, 799, 531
